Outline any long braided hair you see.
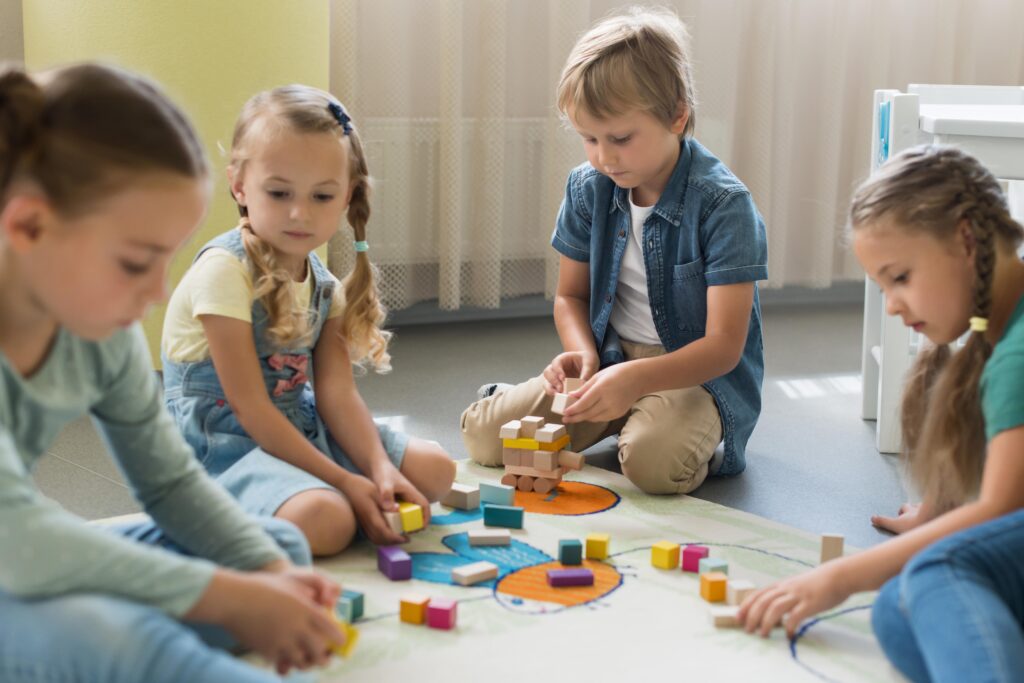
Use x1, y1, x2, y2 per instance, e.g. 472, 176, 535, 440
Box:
849, 145, 1024, 512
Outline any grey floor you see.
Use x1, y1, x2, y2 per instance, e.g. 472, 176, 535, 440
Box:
35, 302, 908, 549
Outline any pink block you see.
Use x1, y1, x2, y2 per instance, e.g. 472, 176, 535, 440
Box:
426, 598, 457, 630
682, 545, 710, 572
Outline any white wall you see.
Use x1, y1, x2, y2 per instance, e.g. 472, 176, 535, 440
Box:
0, 1, 24, 64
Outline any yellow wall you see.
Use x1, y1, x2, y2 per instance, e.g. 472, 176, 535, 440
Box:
23, 0, 329, 365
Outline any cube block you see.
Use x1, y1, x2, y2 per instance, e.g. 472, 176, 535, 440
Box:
698, 557, 729, 576
586, 533, 610, 560
383, 510, 403, 536
710, 605, 741, 628
336, 588, 365, 622
533, 450, 558, 470
727, 579, 756, 606
426, 597, 458, 630
378, 546, 412, 581
652, 541, 681, 569
327, 609, 359, 658
558, 539, 583, 565
499, 420, 522, 440
399, 593, 430, 625
535, 423, 567, 443
397, 502, 424, 533
821, 534, 844, 564
441, 483, 480, 510
700, 572, 728, 603
682, 545, 710, 572
519, 416, 545, 438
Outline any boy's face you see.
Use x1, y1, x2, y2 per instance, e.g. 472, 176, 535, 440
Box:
569, 105, 687, 207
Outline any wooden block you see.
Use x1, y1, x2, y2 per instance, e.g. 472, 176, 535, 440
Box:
563, 377, 584, 393
820, 534, 844, 564
500, 472, 519, 487
651, 541, 680, 569
533, 477, 557, 494
533, 450, 558, 470
378, 546, 412, 580
383, 510, 403, 536
336, 588, 365, 622
451, 561, 499, 586
426, 597, 457, 630
483, 503, 524, 529
504, 464, 564, 480
516, 475, 534, 492
399, 593, 430, 625
551, 393, 577, 415
441, 482, 479, 510
480, 482, 515, 506
698, 557, 729, 576
537, 434, 571, 452
710, 605, 741, 628
503, 434, 570, 452
557, 450, 584, 470
727, 579, 756, 606
469, 528, 511, 546
502, 448, 521, 467
682, 544, 710, 572
327, 609, 359, 658
547, 567, 594, 587
398, 502, 424, 533
558, 539, 583, 565
535, 423, 567, 443
586, 533, 610, 560
499, 420, 522, 440
700, 572, 728, 603
519, 416, 545, 438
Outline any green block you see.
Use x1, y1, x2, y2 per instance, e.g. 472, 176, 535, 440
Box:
483, 503, 524, 529
698, 557, 728, 576
559, 539, 583, 565
336, 588, 364, 622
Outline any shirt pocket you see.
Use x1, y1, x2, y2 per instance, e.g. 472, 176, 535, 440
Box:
670, 257, 708, 336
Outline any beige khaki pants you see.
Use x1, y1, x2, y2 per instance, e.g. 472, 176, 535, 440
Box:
460, 340, 723, 494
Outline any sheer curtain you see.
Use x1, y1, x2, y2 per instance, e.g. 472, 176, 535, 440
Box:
329, 0, 1024, 310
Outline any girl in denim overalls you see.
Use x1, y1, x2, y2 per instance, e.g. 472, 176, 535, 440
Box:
162, 85, 455, 556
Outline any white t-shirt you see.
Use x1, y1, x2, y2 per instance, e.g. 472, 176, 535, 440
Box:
608, 192, 661, 346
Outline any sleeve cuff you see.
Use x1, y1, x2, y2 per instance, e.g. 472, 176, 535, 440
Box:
551, 234, 590, 262
705, 264, 768, 286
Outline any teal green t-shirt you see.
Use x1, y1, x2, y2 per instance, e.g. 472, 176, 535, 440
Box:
981, 293, 1024, 441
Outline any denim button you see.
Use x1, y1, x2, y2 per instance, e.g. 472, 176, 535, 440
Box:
618, 230, 626, 238
605, 294, 612, 303
647, 239, 654, 249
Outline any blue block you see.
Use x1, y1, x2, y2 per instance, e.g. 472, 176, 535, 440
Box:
479, 482, 515, 506
698, 557, 728, 576
558, 539, 583, 565
483, 503, 524, 529
336, 589, 365, 622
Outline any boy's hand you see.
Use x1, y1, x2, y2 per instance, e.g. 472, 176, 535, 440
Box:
737, 563, 847, 638
337, 474, 406, 545
871, 502, 923, 535
562, 363, 641, 423
371, 462, 432, 526
278, 566, 342, 609
542, 351, 599, 395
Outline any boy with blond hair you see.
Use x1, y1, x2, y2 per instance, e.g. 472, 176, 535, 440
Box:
462, 7, 767, 494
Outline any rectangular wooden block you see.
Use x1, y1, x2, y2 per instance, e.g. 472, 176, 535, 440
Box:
820, 534, 845, 564
399, 593, 430, 624
383, 510, 403, 536
537, 434, 571, 451
586, 533, 610, 560
426, 597, 458, 630
547, 568, 594, 587
499, 420, 522, 440
682, 544, 710, 572
519, 415, 545, 438
558, 539, 583, 565
535, 423, 567, 443
727, 579, 756, 606
563, 377, 584, 393
398, 501, 424, 533
551, 393, 577, 415
557, 450, 585, 470
451, 561, 499, 586
480, 482, 516, 506
710, 605, 741, 628
698, 557, 729, 576
533, 450, 558, 470
327, 609, 359, 658
468, 528, 511, 546
502, 448, 522, 467
378, 546, 412, 581
700, 572, 728, 603
503, 464, 564, 480
483, 503, 524, 529
441, 482, 479, 510
652, 541, 680, 569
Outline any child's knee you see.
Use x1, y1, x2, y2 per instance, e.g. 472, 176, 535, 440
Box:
410, 441, 457, 501
460, 405, 503, 467
276, 490, 356, 557
258, 516, 313, 566
618, 434, 709, 494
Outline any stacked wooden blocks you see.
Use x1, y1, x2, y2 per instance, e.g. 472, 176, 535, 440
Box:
498, 413, 583, 495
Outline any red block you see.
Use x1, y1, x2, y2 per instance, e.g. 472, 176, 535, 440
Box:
682, 544, 710, 572
426, 597, 457, 630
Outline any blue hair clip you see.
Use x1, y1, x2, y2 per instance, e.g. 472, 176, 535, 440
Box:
328, 102, 353, 136
354, 240, 369, 252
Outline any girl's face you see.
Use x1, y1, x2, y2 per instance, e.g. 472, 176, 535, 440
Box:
231, 127, 352, 275
853, 219, 977, 345
11, 176, 207, 340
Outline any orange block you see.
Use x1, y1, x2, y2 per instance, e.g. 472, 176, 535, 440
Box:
700, 572, 728, 603
399, 594, 430, 624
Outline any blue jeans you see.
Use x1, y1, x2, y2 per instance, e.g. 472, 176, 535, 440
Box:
872, 509, 1024, 682
0, 516, 312, 683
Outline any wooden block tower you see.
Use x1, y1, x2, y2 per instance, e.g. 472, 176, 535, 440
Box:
498, 414, 583, 495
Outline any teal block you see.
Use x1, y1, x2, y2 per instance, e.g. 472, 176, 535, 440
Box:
558, 539, 583, 565
698, 557, 728, 575
479, 482, 515, 506
483, 503, 524, 529
336, 588, 365, 622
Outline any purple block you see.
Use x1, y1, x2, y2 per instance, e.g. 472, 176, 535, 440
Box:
378, 546, 412, 580
547, 568, 594, 587
682, 544, 710, 573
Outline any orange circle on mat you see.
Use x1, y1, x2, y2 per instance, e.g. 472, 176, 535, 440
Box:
512, 481, 619, 516
496, 560, 622, 607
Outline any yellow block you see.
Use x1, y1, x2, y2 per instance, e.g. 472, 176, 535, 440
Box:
327, 610, 359, 658
24, 0, 330, 366
651, 541, 680, 569
398, 502, 424, 532
502, 434, 571, 452
701, 572, 728, 603
399, 594, 430, 625
586, 533, 610, 560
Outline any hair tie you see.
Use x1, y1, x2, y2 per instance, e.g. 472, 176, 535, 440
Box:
354, 240, 369, 252
327, 102, 353, 136
969, 316, 988, 332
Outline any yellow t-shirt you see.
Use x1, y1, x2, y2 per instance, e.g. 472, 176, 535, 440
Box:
162, 248, 345, 362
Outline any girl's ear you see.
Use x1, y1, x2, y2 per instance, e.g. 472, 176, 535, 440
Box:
0, 193, 57, 254
956, 218, 977, 259
227, 167, 246, 207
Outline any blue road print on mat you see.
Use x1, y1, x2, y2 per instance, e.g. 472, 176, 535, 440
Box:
410, 532, 552, 586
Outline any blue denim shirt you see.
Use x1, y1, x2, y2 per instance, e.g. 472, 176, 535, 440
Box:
550, 138, 767, 476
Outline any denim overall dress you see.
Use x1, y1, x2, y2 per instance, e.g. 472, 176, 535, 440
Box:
162, 228, 408, 517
